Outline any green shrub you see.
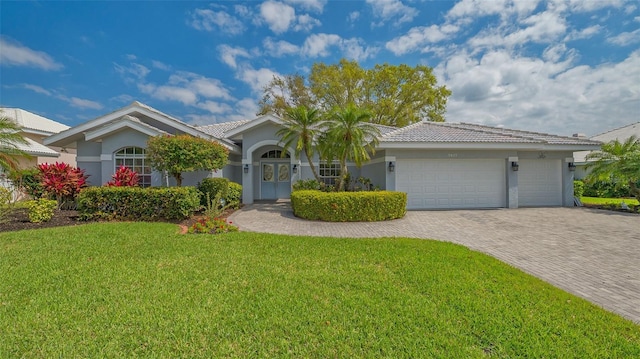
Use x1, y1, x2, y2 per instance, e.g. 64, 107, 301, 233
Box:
77, 186, 201, 221
7, 168, 44, 199
291, 190, 407, 222
197, 178, 242, 208
583, 180, 631, 198
0, 187, 12, 222
573, 180, 585, 198
26, 199, 57, 223
293, 179, 322, 191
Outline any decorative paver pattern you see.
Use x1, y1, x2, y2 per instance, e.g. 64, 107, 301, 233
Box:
229, 203, 640, 323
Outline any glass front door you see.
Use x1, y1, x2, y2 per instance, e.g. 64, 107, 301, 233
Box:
261, 162, 291, 199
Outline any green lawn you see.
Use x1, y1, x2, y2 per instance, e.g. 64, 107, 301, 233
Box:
581, 196, 639, 206
1, 223, 638, 358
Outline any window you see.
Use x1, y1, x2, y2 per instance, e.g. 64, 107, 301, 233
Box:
261, 150, 290, 158
319, 162, 341, 186
114, 147, 151, 187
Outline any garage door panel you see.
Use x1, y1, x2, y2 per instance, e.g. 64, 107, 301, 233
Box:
397, 159, 506, 209
519, 159, 562, 206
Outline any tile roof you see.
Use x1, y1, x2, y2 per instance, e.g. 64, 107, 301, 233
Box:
1, 108, 69, 134
197, 120, 252, 138
380, 121, 602, 146
16, 137, 60, 157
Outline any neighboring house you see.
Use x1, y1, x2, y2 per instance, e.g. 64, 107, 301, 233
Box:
44, 101, 601, 209
573, 122, 640, 180
0, 108, 76, 191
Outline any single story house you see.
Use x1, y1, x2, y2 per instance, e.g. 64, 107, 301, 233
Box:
44, 101, 601, 209
572, 122, 640, 180
1, 108, 76, 194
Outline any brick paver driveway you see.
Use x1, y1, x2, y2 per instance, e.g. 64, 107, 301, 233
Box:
229, 203, 640, 323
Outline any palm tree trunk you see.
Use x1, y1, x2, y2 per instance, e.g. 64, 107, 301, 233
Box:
304, 147, 320, 181
338, 158, 348, 191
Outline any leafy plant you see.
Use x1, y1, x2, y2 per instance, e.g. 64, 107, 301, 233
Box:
146, 134, 229, 187
106, 166, 139, 187
276, 106, 324, 182
0, 113, 30, 172
7, 168, 44, 199
188, 217, 238, 234
0, 187, 12, 223
26, 198, 57, 223
197, 178, 242, 209
38, 162, 88, 208
586, 135, 640, 200
293, 179, 322, 191
573, 180, 585, 198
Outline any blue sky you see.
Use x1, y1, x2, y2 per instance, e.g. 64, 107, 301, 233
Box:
1, 0, 638, 137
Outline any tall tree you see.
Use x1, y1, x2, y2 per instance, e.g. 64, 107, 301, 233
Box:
147, 135, 229, 187
276, 106, 324, 182
259, 59, 451, 127
258, 74, 315, 117
324, 104, 381, 191
0, 114, 30, 173
585, 136, 640, 200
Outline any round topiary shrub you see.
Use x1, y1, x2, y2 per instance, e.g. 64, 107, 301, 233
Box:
291, 190, 407, 222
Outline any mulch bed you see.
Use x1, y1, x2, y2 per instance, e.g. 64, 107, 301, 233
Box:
0, 208, 237, 234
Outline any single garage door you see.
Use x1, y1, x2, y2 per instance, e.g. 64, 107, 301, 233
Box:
396, 159, 506, 209
519, 159, 562, 206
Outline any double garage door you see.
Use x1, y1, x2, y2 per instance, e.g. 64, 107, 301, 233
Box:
396, 158, 562, 209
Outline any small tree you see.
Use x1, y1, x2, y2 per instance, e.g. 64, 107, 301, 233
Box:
276, 106, 324, 182
146, 134, 229, 187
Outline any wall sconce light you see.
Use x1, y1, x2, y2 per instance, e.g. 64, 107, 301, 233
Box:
568, 162, 576, 171
243, 164, 249, 174
388, 161, 395, 172
511, 161, 519, 171
293, 164, 298, 174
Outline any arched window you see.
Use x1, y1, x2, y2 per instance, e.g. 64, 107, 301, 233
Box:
261, 150, 290, 158
114, 147, 151, 187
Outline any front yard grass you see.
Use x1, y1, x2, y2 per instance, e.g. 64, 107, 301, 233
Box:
1, 223, 638, 357
581, 196, 639, 206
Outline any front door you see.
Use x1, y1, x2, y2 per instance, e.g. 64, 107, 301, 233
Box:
261, 162, 291, 199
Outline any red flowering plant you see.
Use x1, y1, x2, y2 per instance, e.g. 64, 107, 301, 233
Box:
188, 217, 238, 234
106, 166, 139, 187
37, 162, 88, 209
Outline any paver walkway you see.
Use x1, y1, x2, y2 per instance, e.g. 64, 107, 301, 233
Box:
229, 202, 640, 323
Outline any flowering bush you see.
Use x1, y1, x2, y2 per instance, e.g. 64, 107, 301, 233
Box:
106, 166, 139, 187
38, 162, 88, 208
188, 217, 238, 234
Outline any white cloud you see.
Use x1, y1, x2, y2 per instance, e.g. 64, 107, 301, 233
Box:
67, 97, 103, 110
263, 38, 300, 57
386, 24, 460, 55
152, 60, 171, 71
110, 94, 134, 103
448, 0, 541, 20
366, 0, 418, 26
302, 33, 342, 57
138, 71, 233, 106
196, 100, 233, 114
283, 0, 327, 13
125, 54, 137, 60
20, 83, 52, 96
238, 66, 281, 93
139, 83, 198, 105
341, 38, 380, 62
348, 11, 360, 22
294, 14, 321, 32
0, 37, 63, 70
564, 25, 602, 41
113, 62, 150, 80
607, 29, 640, 46
218, 45, 252, 69
260, 1, 296, 34
188, 8, 244, 35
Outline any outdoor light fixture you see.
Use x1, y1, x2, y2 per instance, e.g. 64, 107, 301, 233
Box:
511, 161, 519, 171
243, 164, 249, 173
293, 164, 298, 174
568, 162, 576, 171
388, 161, 395, 172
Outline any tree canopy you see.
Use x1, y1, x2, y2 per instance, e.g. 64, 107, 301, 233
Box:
146, 135, 229, 187
276, 106, 324, 182
258, 59, 451, 127
585, 135, 640, 200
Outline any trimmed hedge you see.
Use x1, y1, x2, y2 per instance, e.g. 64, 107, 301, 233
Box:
573, 180, 585, 198
291, 190, 407, 222
77, 186, 201, 221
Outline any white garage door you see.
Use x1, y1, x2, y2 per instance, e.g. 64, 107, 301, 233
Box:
519, 159, 562, 206
396, 159, 506, 209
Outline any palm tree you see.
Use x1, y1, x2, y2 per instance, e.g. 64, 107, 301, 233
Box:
0, 114, 30, 173
324, 104, 380, 191
276, 106, 324, 181
585, 135, 640, 200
